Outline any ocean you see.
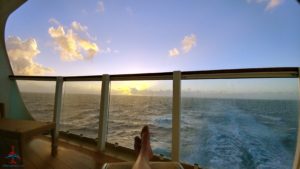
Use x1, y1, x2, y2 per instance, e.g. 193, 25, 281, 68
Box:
22, 92, 298, 169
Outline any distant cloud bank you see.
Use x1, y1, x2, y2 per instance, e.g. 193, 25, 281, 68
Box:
169, 34, 197, 57
48, 19, 99, 61
6, 36, 54, 75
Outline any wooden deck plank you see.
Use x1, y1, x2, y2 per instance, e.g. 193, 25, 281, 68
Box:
1, 136, 122, 169
26, 139, 69, 169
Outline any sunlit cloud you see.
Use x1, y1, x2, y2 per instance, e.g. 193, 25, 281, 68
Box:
247, 0, 283, 11
6, 36, 54, 75
168, 48, 180, 57
48, 19, 99, 61
97, 1, 105, 13
266, 0, 282, 10
71, 21, 88, 32
168, 34, 197, 57
182, 34, 197, 53
78, 39, 99, 59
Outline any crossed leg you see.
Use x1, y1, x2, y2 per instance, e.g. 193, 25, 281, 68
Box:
132, 126, 153, 169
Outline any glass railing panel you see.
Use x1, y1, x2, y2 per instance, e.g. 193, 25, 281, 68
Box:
108, 80, 172, 157
60, 81, 101, 139
16, 80, 56, 122
180, 78, 299, 169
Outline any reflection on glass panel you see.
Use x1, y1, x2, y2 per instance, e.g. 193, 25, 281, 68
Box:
180, 79, 299, 169
108, 80, 172, 157
60, 81, 101, 139
16, 81, 56, 122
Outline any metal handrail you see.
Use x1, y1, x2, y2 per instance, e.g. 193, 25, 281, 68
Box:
9, 67, 299, 81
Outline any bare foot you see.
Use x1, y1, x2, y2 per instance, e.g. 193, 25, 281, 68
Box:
132, 126, 153, 169
134, 136, 141, 154
140, 126, 153, 160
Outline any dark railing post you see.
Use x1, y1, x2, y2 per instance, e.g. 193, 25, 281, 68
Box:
52, 76, 64, 155
0, 102, 4, 118
172, 71, 181, 161
98, 74, 110, 151
292, 68, 300, 169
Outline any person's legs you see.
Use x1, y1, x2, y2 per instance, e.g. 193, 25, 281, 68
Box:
132, 126, 153, 169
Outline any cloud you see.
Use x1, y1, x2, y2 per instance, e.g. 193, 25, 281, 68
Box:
168, 48, 180, 57
49, 18, 60, 25
97, 1, 105, 13
101, 47, 119, 54
182, 34, 197, 53
71, 21, 88, 32
168, 34, 197, 57
247, 0, 283, 10
78, 39, 99, 59
48, 20, 99, 61
6, 36, 54, 75
266, 0, 282, 10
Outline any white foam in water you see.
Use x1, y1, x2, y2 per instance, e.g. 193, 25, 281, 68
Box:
180, 99, 297, 169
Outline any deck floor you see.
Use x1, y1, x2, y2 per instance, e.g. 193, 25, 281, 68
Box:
0, 137, 123, 169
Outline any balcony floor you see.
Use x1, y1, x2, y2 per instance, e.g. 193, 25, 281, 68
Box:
0, 136, 123, 169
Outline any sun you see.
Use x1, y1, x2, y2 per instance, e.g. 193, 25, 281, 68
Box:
111, 81, 156, 95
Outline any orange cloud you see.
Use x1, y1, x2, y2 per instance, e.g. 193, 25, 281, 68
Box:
48, 19, 99, 61
6, 36, 54, 75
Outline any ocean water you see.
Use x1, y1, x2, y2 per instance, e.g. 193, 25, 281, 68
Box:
22, 93, 298, 169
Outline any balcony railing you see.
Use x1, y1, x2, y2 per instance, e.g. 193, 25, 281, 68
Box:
9, 67, 300, 169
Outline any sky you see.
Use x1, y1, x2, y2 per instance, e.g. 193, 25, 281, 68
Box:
5, 0, 300, 98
